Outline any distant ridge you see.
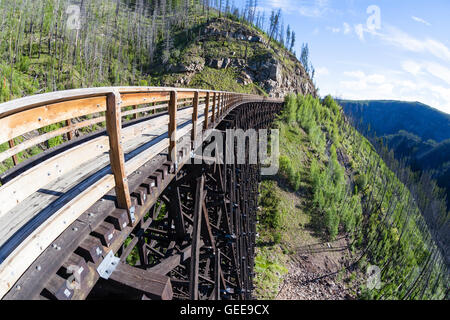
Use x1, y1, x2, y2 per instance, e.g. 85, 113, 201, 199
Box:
338, 99, 450, 210
337, 100, 450, 143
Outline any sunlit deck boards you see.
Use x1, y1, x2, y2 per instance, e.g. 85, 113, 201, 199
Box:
0, 86, 277, 298
0, 105, 208, 251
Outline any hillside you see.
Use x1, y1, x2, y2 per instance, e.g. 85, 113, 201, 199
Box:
151, 17, 316, 98
0, 1, 314, 104
338, 100, 450, 142
338, 100, 450, 210
0, 0, 448, 301
0, 0, 314, 174
255, 95, 448, 300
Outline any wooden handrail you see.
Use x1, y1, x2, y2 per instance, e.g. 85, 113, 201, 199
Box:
0, 87, 279, 299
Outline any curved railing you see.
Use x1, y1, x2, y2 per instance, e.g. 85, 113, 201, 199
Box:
0, 86, 279, 298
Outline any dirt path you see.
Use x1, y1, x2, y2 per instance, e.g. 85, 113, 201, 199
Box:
276, 236, 362, 300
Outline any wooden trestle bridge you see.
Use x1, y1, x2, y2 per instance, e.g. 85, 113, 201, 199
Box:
0, 87, 283, 300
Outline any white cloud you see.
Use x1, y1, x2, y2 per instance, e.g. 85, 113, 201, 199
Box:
379, 26, 450, 62
366, 74, 385, 84
354, 24, 365, 41
401, 60, 450, 86
343, 22, 351, 35
350, 23, 450, 63
264, 0, 331, 18
334, 69, 450, 114
316, 67, 329, 77
343, 70, 365, 78
327, 26, 340, 33
402, 60, 422, 76
412, 16, 431, 26
424, 62, 450, 85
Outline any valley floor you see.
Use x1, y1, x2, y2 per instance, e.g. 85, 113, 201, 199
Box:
255, 178, 363, 300
277, 236, 359, 300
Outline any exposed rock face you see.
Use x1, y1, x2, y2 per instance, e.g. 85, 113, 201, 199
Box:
170, 56, 205, 73
199, 19, 317, 98
162, 18, 317, 98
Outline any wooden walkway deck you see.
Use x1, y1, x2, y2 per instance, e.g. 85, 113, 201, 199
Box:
0, 87, 280, 299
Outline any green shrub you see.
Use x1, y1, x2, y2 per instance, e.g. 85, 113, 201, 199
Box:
355, 174, 368, 191
259, 181, 282, 229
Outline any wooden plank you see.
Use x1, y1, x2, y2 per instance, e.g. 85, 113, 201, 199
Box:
148, 244, 198, 275
0, 135, 110, 219
106, 209, 130, 231
0, 96, 107, 145
75, 236, 104, 265
7, 140, 18, 166
212, 93, 216, 124
65, 119, 74, 141
120, 104, 166, 117
204, 93, 210, 130
0, 90, 252, 299
0, 173, 115, 299
189, 175, 204, 300
0, 116, 106, 163
167, 188, 186, 242
2, 220, 89, 300
215, 249, 221, 300
43, 274, 74, 300
191, 92, 199, 150
106, 90, 132, 222
168, 91, 177, 163
177, 92, 195, 100
109, 263, 173, 300
91, 222, 116, 247
120, 92, 170, 107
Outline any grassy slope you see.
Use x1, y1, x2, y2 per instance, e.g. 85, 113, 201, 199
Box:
0, 14, 302, 174
153, 16, 307, 96
254, 95, 447, 300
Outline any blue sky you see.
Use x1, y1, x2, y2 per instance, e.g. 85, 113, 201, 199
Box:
239, 0, 450, 114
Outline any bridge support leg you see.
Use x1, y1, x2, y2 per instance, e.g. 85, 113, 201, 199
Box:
189, 175, 204, 300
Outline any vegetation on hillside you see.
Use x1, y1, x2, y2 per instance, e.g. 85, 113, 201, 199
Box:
340, 100, 450, 211
255, 95, 448, 300
0, 0, 314, 175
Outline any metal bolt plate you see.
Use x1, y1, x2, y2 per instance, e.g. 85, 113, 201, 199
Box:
97, 251, 120, 280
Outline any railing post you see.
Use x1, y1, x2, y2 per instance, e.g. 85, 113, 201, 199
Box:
191, 91, 199, 151
65, 119, 74, 141
169, 91, 178, 164
106, 90, 133, 225
223, 93, 226, 113
218, 93, 222, 116
204, 92, 210, 130
8, 140, 18, 166
212, 92, 216, 124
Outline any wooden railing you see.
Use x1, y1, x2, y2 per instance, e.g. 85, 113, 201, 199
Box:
0, 86, 270, 298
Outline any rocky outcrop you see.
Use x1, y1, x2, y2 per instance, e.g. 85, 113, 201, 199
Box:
163, 18, 317, 98
203, 25, 267, 45
169, 56, 205, 73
